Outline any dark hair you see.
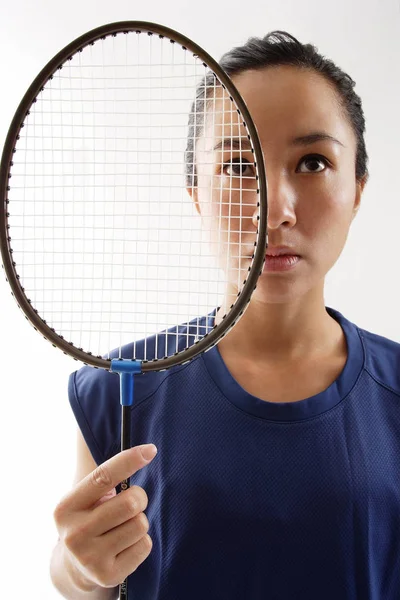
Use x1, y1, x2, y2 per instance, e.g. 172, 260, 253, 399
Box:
185, 31, 369, 188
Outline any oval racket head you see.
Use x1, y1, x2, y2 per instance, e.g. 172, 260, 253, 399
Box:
0, 21, 267, 371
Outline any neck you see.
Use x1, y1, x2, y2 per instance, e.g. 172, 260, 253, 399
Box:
215, 285, 341, 364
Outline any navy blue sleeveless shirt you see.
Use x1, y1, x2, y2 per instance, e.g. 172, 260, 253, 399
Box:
68, 307, 400, 599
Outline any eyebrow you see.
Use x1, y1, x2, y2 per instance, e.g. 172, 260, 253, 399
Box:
211, 138, 252, 152
291, 132, 345, 147
210, 132, 344, 152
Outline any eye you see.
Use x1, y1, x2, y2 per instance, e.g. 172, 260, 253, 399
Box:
297, 154, 330, 173
223, 157, 254, 177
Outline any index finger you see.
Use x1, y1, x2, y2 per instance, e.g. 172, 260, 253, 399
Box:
61, 444, 157, 513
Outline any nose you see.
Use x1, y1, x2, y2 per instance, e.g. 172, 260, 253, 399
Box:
252, 174, 297, 231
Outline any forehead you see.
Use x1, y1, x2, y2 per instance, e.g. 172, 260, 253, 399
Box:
200, 66, 354, 151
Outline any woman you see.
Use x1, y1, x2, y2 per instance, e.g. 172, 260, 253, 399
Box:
50, 31, 400, 600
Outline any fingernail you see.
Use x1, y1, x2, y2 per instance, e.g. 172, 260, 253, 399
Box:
140, 444, 158, 461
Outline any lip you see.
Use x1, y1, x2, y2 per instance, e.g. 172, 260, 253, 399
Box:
266, 246, 300, 257
263, 253, 301, 273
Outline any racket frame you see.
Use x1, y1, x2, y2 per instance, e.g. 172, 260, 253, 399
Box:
0, 21, 267, 372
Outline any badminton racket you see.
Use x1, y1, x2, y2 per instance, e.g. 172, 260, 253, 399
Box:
0, 21, 267, 599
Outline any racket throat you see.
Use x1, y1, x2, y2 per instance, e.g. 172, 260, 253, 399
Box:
111, 359, 142, 406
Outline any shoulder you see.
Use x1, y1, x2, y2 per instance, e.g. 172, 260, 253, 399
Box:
356, 322, 400, 396
328, 306, 400, 398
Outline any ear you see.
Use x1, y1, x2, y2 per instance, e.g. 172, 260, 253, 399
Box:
352, 174, 367, 219
187, 186, 201, 215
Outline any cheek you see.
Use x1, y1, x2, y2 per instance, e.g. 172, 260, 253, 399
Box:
197, 172, 258, 220
301, 180, 357, 262
196, 173, 259, 278
198, 175, 258, 242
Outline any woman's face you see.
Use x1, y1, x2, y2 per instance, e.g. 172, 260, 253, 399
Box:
189, 65, 366, 304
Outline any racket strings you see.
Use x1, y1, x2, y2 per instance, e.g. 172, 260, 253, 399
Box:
6, 30, 262, 362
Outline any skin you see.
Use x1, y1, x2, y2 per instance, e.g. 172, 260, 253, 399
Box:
187, 65, 367, 392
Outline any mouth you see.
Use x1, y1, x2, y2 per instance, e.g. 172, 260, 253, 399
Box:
263, 253, 301, 273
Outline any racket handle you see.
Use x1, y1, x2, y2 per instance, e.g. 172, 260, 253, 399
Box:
119, 579, 128, 600
120, 404, 132, 486
119, 404, 132, 600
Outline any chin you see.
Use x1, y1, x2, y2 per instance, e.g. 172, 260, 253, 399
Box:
250, 280, 308, 304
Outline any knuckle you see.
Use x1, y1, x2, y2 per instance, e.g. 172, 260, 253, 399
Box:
53, 503, 65, 525
64, 531, 78, 553
142, 533, 153, 552
91, 464, 112, 489
124, 495, 137, 516
131, 486, 148, 509
53, 495, 71, 524
137, 512, 149, 534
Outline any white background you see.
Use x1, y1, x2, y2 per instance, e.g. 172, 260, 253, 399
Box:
0, 0, 399, 597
